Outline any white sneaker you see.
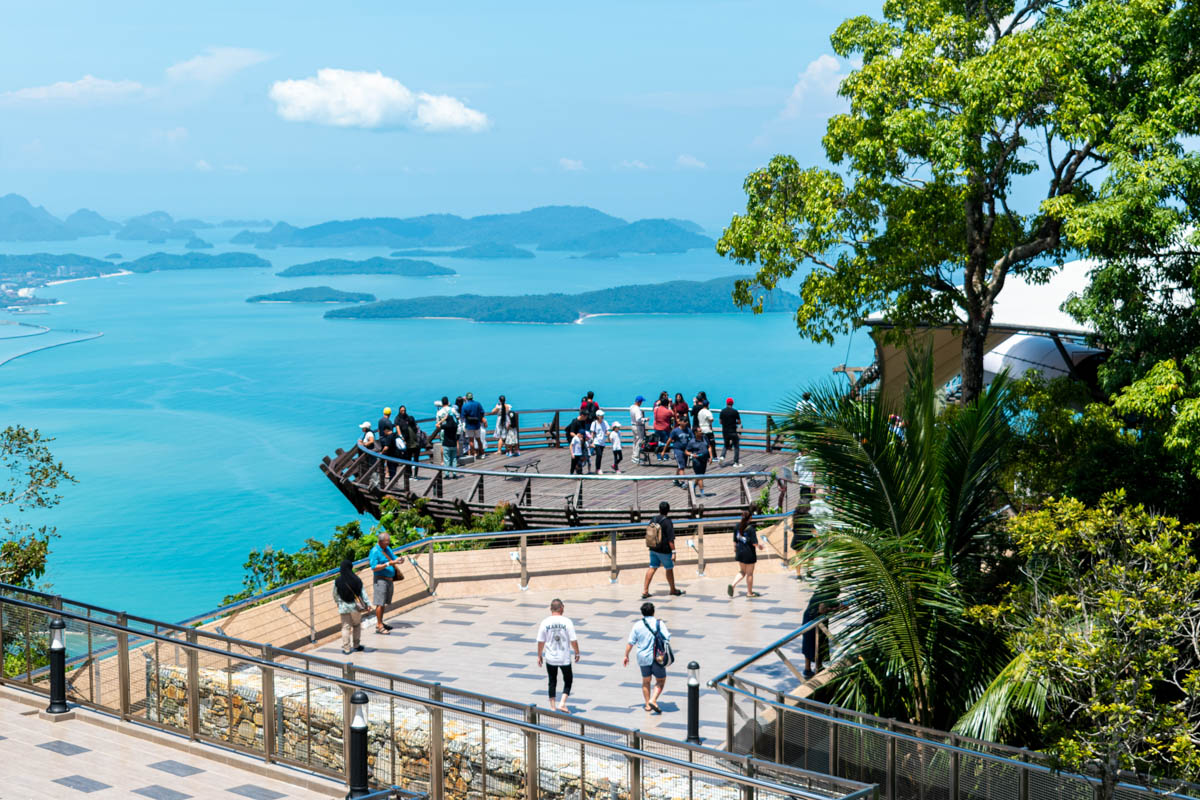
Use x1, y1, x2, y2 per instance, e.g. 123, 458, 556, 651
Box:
733, 462, 743, 468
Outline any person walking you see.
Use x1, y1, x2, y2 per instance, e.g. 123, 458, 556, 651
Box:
489, 395, 511, 455
623, 601, 672, 713
667, 418, 693, 487
609, 422, 623, 473
536, 599, 580, 712
697, 399, 716, 459
652, 396, 673, 460
686, 431, 710, 496
369, 532, 404, 635
333, 558, 369, 654
433, 412, 460, 477
589, 410, 611, 473
629, 395, 647, 465
461, 392, 487, 460
728, 509, 765, 597
357, 421, 376, 451
569, 427, 587, 475
642, 501, 685, 598
719, 398, 742, 468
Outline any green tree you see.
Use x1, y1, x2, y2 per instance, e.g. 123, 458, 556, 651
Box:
1, 426, 75, 587
718, 0, 1200, 403
789, 350, 1017, 727
1002, 495, 1200, 800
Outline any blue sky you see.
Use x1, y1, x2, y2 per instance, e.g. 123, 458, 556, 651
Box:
0, 0, 881, 229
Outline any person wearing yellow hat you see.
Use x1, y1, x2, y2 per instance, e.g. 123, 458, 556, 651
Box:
377, 407, 394, 434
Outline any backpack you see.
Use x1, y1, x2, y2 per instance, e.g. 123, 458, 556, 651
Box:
645, 517, 663, 549
644, 619, 675, 666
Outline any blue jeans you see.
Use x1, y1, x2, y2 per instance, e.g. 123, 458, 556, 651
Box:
443, 447, 459, 477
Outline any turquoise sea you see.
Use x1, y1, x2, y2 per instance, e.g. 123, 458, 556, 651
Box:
1, 230, 872, 619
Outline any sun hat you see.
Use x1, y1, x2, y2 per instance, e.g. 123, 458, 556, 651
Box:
596, 409, 605, 416
360, 421, 371, 430
383, 407, 392, 415
612, 422, 621, 429
635, 395, 645, 402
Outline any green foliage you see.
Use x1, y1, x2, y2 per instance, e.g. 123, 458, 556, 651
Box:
719, 0, 1200, 402
788, 349, 1017, 727
1, 426, 75, 588
1001, 495, 1200, 798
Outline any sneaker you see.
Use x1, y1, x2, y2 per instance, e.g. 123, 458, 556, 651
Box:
354, 645, 365, 652
733, 462, 743, 468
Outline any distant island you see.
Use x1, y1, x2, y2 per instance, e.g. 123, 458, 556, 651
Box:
218, 219, 273, 228
185, 237, 213, 249
0, 194, 121, 241
231, 206, 713, 254
247, 286, 376, 304
575, 250, 620, 260
325, 275, 798, 324
388, 242, 535, 259
277, 257, 455, 278
120, 252, 271, 273
104, 253, 122, 260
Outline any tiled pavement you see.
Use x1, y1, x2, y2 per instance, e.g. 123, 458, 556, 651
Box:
0, 707, 338, 800
314, 571, 814, 747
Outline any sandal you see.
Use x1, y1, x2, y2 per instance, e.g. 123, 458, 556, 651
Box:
649, 702, 662, 714
669, 589, 686, 596
747, 591, 761, 598
641, 593, 652, 599
643, 703, 654, 712
375, 627, 390, 635
382, 622, 394, 631
726, 584, 733, 597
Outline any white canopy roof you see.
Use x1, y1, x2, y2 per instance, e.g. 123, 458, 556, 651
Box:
983, 334, 1106, 382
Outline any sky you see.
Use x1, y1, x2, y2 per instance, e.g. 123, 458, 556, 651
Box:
0, 0, 882, 230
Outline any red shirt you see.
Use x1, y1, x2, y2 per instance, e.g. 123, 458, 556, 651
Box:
653, 404, 673, 432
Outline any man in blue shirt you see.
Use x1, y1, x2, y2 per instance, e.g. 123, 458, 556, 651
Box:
668, 419, 693, 487
623, 601, 672, 713
460, 392, 487, 460
369, 532, 404, 635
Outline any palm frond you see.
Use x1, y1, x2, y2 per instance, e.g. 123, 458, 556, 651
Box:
952, 649, 1048, 742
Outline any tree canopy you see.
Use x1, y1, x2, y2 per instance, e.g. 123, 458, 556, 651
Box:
719, 0, 1200, 403
1, 426, 74, 587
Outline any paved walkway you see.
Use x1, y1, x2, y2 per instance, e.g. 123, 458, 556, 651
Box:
0, 700, 339, 800
313, 571, 813, 747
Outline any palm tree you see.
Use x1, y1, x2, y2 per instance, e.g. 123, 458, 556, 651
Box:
787, 348, 1020, 729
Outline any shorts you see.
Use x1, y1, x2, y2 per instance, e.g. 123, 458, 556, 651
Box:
639, 662, 667, 679
372, 577, 394, 607
467, 427, 484, 442
692, 457, 708, 475
648, 550, 674, 569
673, 449, 688, 469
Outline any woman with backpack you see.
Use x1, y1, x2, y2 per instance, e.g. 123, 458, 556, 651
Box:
728, 508, 765, 597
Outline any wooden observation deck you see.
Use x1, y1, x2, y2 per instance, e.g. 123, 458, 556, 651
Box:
321, 406, 802, 529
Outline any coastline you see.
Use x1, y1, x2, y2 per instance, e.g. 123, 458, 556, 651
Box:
45, 269, 133, 287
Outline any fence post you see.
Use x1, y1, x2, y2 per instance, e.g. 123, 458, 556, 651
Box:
828, 719, 838, 776
765, 415, 774, 453
742, 756, 756, 800
520, 534, 529, 589
726, 689, 735, 751
428, 542, 437, 595
609, 530, 618, 583
1018, 760, 1029, 800
525, 706, 539, 800
184, 630, 200, 740
262, 648, 275, 764
886, 720, 897, 800
430, 683, 445, 800
308, 583, 317, 644
774, 691, 784, 762
116, 612, 131, 721
696, 523, 706, 576
342, 663, 355, 777
630, 730, 643, 800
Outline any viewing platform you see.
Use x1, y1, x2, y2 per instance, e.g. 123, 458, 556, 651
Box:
322, 407, 803, 528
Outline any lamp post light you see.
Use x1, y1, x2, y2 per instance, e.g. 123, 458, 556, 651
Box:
47, 617, 69, 715
686, 661, 701, 744
346, 690, 370, 799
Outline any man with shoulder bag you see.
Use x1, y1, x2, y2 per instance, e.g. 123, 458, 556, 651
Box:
623, 601, 674, 714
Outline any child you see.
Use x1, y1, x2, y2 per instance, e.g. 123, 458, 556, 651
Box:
609, 422, 623, 473
569, 428, 587, 475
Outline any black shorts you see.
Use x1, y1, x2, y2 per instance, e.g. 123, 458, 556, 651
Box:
692, 457, 708, 475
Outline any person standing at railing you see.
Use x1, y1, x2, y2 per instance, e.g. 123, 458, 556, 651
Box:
589, 410, 611, 474
629, 395, 647, 465
652, 395, 673, 460
369, 532, 405, 635
378, 424, 405, 482
536, 598, 580, 713
377, 406, 394, 436
623, 601, 672, 714
357, 422, 376, 451
697, 399, 717, 459
433, 412, 460, 478
728, 509, 765, 598
642, 501, 685, 598
488, 395, 511, 456
580, 391, 599, 422
461, 392, 487, 461
395, 405, 421, 478
333, 558, 370, 654
719, 398, 743, 468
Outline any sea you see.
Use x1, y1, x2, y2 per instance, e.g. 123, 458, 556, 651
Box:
1, 228, 872, 619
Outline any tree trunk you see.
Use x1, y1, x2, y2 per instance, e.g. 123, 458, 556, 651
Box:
961, 322, 988, 404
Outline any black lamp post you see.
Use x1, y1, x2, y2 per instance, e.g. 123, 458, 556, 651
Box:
47, 617, 69, 715
686, 660, 701, 744
346, 690, 370, 799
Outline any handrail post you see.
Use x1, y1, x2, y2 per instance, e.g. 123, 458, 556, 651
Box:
726, 688, 735, 751
262, 647, 276, 764
886, 720, 897, 800
525, 706, 539, 800
774, 691, 784, 763
696, 523, 706, 576
430, 683, 445, 800
428, 541, 436, 595
765, 415, 774, 453
116, 612, 131, 721
1018, 757, 1029, 800
342, 662, 355, 777
630, 730, 642, 800
829, 718, 838, 777
609, 530, 618, 583
308, 583, 316, 644
742, 757, 756, 800
519, 534, 529, 589
185, 630, 200, 740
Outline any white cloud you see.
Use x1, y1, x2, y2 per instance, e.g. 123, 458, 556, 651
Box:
621, 159, 649, 170
269, 69, 488, 132
194, 159, 213, 171
0, 75, 145, 104
676, 154, 707, 170
559, 157, 585, 171
167, 47, 270, 84
780, 54, 848, 119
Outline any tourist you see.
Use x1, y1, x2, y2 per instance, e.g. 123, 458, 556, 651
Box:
357, 421, 375, 451
629, 395, 647, 465
672, 392, 689, 426
697, 399, 716, 458
332, 558, 369, 654
369, 532, 405, 635
395, 405, 421, 477
728, 509, 765, 597
686, 431, 710, 496
461, 392, 487, 460
565, 410, 590, 470
489, 395, 511, 455
504, 407, 520, 455
378, 424, 405, 482
436, 396, 459, 425
719, 398, 742, 468
589, 409, 611, 473
609, 422, 623, 473
377, 406, 394, 436
667, 418, 692, 487
433, 411, 460, 478
642, 501, 685, 598
454, 396, 468, 457
569, 427, 588, 475
652, 396, 673, 460
802, 578, 842, 678
622, 601, 672, 713
690, 392, 706, 430
536, 598, 580, 713
580, 391, 599, 422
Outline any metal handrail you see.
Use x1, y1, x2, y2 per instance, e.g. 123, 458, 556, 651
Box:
180, 511, 796, 626
707, 614, 828, 687
0, 592, 874, 800
402, 404, 783, 428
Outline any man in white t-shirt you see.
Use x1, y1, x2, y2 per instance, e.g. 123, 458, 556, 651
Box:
536, 599, 580, 712
629, 395, 647, 465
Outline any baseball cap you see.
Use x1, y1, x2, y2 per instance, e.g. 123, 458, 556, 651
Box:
360, 421, 371, 430
726, 398, 734, 405
383, 406, 392, 415
635, 395, 645, 402
465, 392, 473, 400
596, 409, 605, 416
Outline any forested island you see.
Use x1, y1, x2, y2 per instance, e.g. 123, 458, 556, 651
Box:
120, 252, 271, 273
388, 242, 535, 259
325, 275, 798, 323
247, 286, 376, 303
277, 257, 455, 277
